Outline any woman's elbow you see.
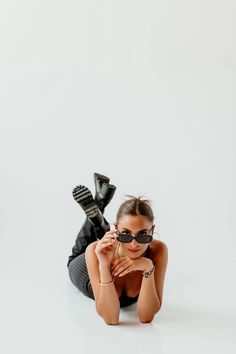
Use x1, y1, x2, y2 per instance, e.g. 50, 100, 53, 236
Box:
139, 316, 154, 323
105, 319, 119, 325
139, 307, 161, 323
96, 309, 119, 325
101, 313, 119, 325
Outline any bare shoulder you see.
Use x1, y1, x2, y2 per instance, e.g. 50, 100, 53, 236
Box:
149, 240, 168, 263
86, 240, 99, 252
84, 241, 100, 264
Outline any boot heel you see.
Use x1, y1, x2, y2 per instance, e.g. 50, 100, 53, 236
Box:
94, 172, 110, 181
94, 172, 110, 186
94, 172, 116, 213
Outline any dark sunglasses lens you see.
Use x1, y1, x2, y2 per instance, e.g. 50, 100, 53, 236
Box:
116, 233, 153, 243
136, 234, 153, 243
116, 234, 133, 243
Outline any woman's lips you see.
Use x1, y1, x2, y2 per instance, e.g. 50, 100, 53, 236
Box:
128, 249, 140, 253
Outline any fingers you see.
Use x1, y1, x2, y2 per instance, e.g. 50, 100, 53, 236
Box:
111, 259, 133, 276
112, 264, 133, 277
96, 240, 115, 251
111, 258, 129, 270
111, 256, 129, 268
95, 230, 118, 253
101, 229, 118, 242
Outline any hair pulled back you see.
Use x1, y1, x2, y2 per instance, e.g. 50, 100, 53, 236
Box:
116, 195, 154, 224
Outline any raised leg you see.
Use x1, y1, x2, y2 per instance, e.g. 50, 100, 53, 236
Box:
67, 216, 110, 268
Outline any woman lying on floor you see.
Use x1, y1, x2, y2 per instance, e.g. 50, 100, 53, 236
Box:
67, 172, 168, 325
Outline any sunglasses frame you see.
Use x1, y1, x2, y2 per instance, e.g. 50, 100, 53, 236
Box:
115, 230, 153, 244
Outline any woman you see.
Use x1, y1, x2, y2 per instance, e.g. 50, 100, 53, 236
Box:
67, 173, 168, 325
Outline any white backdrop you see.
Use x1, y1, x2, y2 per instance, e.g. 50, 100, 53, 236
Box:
0, 1, 235, 353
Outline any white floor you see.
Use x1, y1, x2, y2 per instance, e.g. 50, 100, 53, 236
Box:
1, 243, 236, 354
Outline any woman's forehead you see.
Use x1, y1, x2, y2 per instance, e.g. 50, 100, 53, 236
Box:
117, 214, 152, 229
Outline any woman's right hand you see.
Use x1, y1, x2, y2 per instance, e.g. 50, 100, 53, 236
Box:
95, 229, 119, 267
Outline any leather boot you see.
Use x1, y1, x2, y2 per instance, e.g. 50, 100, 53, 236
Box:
94, 172, 116, 213
88, 206, 110, 237
72, 184, 110, 237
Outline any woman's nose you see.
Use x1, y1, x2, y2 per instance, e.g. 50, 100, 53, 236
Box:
130, 238, 138, 246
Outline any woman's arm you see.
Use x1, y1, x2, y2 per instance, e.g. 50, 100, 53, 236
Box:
85, 242, 120, 325
97, 264, 120, 324
137, 242, 168, 322
137, 270, 161, 323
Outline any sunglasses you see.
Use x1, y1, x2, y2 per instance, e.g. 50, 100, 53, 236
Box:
115, 230, 153, 244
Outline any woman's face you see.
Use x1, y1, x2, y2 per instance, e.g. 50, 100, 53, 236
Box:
115, 214, 154, 258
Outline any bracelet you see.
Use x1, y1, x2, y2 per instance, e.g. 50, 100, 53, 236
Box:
142, 265, 155, 278
99, 279, 114, 286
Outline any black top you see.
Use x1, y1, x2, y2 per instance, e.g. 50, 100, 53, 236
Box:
119, 291, 139, 307
118, 245, 151, 307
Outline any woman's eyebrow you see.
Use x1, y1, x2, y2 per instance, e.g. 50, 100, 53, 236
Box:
122, 228, 149, 232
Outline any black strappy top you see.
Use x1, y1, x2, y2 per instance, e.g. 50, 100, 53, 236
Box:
117, 245, 151, 307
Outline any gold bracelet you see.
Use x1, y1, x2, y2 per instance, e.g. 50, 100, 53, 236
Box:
99, 279, 114, 286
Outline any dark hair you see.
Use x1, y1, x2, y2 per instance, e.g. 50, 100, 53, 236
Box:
116, 195, 154, 224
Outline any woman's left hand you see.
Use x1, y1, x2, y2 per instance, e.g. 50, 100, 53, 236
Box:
111, 256, 153, 277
